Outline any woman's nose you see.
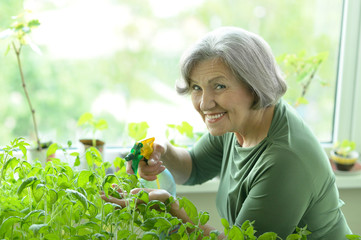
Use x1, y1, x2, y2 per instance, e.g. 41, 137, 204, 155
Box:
200, 91, 216, 111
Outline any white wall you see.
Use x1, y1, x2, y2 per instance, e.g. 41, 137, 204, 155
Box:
339, 188, 361, 235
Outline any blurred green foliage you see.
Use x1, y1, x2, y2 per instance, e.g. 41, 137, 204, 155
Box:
0, 0, 342, 147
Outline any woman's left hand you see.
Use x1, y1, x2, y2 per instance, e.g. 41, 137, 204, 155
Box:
100, 187, 171, 207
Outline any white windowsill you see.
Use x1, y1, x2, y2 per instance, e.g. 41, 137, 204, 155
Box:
9, 147, 360, 193
103, 148, 361, 192
175, 174, 361, 195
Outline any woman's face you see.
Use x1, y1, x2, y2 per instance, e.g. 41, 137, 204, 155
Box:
189, 58, 255, 136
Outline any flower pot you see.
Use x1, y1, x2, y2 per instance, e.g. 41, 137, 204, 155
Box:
79, 139, 105, 170
28, 147, 55, 167
330, 150, 359, 171
79, 139, 105, 153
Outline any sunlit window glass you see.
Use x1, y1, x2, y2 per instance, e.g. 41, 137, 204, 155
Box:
0, 0, 343, 147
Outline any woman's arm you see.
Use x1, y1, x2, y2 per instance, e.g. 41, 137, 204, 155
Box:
101, 188, 226, 239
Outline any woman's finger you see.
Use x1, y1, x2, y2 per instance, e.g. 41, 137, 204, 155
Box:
100, 193, 127, 207
130, 188, 171, 203
126, 161, 135, 175
138, 160, 165, 180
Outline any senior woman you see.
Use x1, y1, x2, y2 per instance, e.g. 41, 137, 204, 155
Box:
103, 27, 352, 239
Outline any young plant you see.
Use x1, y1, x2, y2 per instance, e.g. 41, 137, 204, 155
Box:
166, 121, 202, 148
334, 139, 357, 157
77, 112, 108, 147
128, 121, 149, 142
277, 51, 329, 107
0, 11, 44, 150
5, 137, 359, 239
0, 137, 29, 186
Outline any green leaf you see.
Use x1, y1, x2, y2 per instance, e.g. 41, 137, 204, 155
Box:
17, 176, 37, 195
44, 233, 60, 240
154, 218, 172, 232
178, 197, 198, 224
128, 122, 149, 141
102, 174, 118, 198
29, 223, 50, 236
23, 210, 45, 222
102, 174, 118, 186
85, 147, 102, 167
48, 189, 58, 204
118, 211, 132, 221
2, 157, 18, 179
74, 155, 81, 167
221, 218, 229, 230
0, 216, 22, 236
240, 220, 254, 231
142, 232, 159, 240
19, 144, 28, 158
346, 234, 361, 240
64, 165, 74, 180
75, 221, 101, 232
199, 211, 210, 225
137, 190, 150, 204
117, 229, 131, 239
286, 234, 302, 240
95, 119, 108, 131
4, 43, 11, 55
228, 226, 244, 240
66, 189, 88, 210
28, 19, 40, 28
113, 157, 126, 171
33, 183, 46, 202
47, 143, 59, 157
57, 173, 71, 189
146, 200, 166, 212
296, 97, 308, 105
86, 201, 98, 218
77, 112, 93, 126
93, 233, 106, 239
77, 170, 92, 188
141, 217, 168, 231
258, 232, 278, 240
295, 225, 311, 237
177, 121, 194, 139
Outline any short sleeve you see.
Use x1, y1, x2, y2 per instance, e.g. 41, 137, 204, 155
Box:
184, 133, 224, 185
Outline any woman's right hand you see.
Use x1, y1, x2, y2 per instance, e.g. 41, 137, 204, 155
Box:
126, 141, 166, 181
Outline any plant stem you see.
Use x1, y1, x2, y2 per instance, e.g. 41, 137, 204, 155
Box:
0, 152, 10, 186
12, 42, 41, 150
301, 65, 319, 99
100, 200, 104, 233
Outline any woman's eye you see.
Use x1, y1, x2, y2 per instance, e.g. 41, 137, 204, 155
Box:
191, 85, 201, 91
216, 84, 226, 90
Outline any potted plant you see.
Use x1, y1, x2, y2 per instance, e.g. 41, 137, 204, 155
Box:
166, 121, 202, 148
330, 139, 359, 171
0, 11, 52, 165
77, 112, 108, 153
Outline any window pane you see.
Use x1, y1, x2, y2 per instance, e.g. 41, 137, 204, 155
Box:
0, 0, 342, 147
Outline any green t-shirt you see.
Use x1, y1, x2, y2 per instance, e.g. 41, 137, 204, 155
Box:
185, 99, 352, 239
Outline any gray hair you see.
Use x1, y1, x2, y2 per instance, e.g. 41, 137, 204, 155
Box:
177, 26, 287, 109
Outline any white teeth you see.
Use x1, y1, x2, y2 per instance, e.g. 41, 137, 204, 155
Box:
206, 113, 225, 119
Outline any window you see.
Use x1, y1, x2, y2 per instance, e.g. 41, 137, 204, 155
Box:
334, 0, 361, 153
0, 0, 346, 148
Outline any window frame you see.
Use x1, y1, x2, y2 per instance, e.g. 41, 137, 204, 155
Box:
333, 0, 361, 153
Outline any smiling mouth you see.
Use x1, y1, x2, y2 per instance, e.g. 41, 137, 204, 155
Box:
205, 112, 226, 122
